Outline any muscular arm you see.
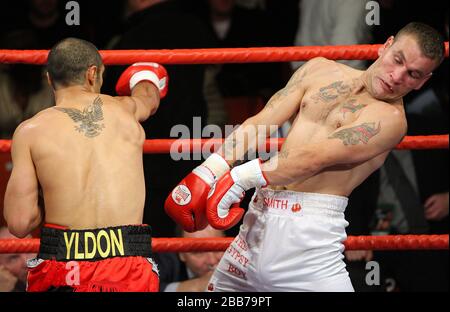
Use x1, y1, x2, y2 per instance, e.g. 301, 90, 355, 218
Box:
219, 58, 318, 166
261, 103, 407, 185
4, 123, 43, 238
116, 81, 160, 122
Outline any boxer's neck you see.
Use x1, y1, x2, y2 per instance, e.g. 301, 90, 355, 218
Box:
53, 85, 98, 106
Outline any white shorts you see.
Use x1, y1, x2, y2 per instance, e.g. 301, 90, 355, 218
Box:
207, 188, 354, 292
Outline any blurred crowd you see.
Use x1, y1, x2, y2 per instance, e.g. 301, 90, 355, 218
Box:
0, 0, 448, 292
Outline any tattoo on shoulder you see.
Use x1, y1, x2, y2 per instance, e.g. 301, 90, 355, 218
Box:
329, 122, 381, 145
266, 70, 307, 110
290, 68, 307, 85
54, 96, 105, 138
266, 90, 283, 109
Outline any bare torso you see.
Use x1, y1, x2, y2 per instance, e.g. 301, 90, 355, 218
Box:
29, 93, 146, 229
272, 60, 405, 196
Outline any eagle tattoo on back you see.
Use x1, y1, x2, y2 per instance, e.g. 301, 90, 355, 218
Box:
55, 96, 105, 138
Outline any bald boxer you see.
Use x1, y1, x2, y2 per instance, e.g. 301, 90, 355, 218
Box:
201, 22, 445, 291
3, 38, 168, 292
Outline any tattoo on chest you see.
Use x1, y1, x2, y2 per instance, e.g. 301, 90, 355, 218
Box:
54, 96, 105, 138
312, 81, 352, 103
340, 99, 367, 118
329, 122, 381, 145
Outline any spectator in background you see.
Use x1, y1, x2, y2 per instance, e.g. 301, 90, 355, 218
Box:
406, 73, 448, 234
369, 4, 448, 291
263, 0, 300, 47
194, 0, 285, 125
373, 1, 448, 46
83, 1, 125, 49
424, 192, 448, 224
154, 225, 225, 292
235, 0, 300, 46
0, 227, 35, 292
292, 0, 373, 71
206, 0, 283, 98
7, 0, 91, 48
343, 171, 383, 292
180, 0, 281, 128
0, 29, 54, 139
0, 29, 54, 225
103, 0, 215, 237
373, 145, 448, 291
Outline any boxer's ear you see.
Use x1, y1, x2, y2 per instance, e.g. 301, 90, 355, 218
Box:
378, 36, 394, 56
86, 65, 98, 87
46, 72, 55, 89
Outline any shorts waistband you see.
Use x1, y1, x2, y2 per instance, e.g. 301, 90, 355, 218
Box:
254, 188, 348, 216
38, 224, 152, 262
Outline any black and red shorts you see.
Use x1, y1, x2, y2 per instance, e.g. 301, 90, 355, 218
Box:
27, 224, 159, 292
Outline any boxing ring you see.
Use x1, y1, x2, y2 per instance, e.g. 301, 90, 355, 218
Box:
0, 43, 449, 254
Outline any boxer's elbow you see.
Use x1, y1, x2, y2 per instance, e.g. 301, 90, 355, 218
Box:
4, 202, 41, 238
6, 215, 36, 238
7, 221, 31, 238
264, 147, 324, 185
290, 150, 325, 182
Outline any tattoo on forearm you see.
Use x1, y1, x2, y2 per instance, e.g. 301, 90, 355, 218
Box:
340, 99, 367, 118
287, 69, 307, 87
278, 149, 289, 159
329, 122, 381, 145
222, 136, 238, 158
54, 96, 105, 138
231, 137, 238, 149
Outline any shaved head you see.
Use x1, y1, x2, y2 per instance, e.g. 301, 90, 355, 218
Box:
47, 37, 103, 89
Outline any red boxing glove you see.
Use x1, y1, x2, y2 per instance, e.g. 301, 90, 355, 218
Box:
207, 159, 268, 230
115, 62, 169, 98
164, 154, 230, 232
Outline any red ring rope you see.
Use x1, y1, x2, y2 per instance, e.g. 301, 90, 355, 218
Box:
0, 43, 448, 65
0, 235, 447, 253
0, 135, 448, 154
141, 135, 449, 154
